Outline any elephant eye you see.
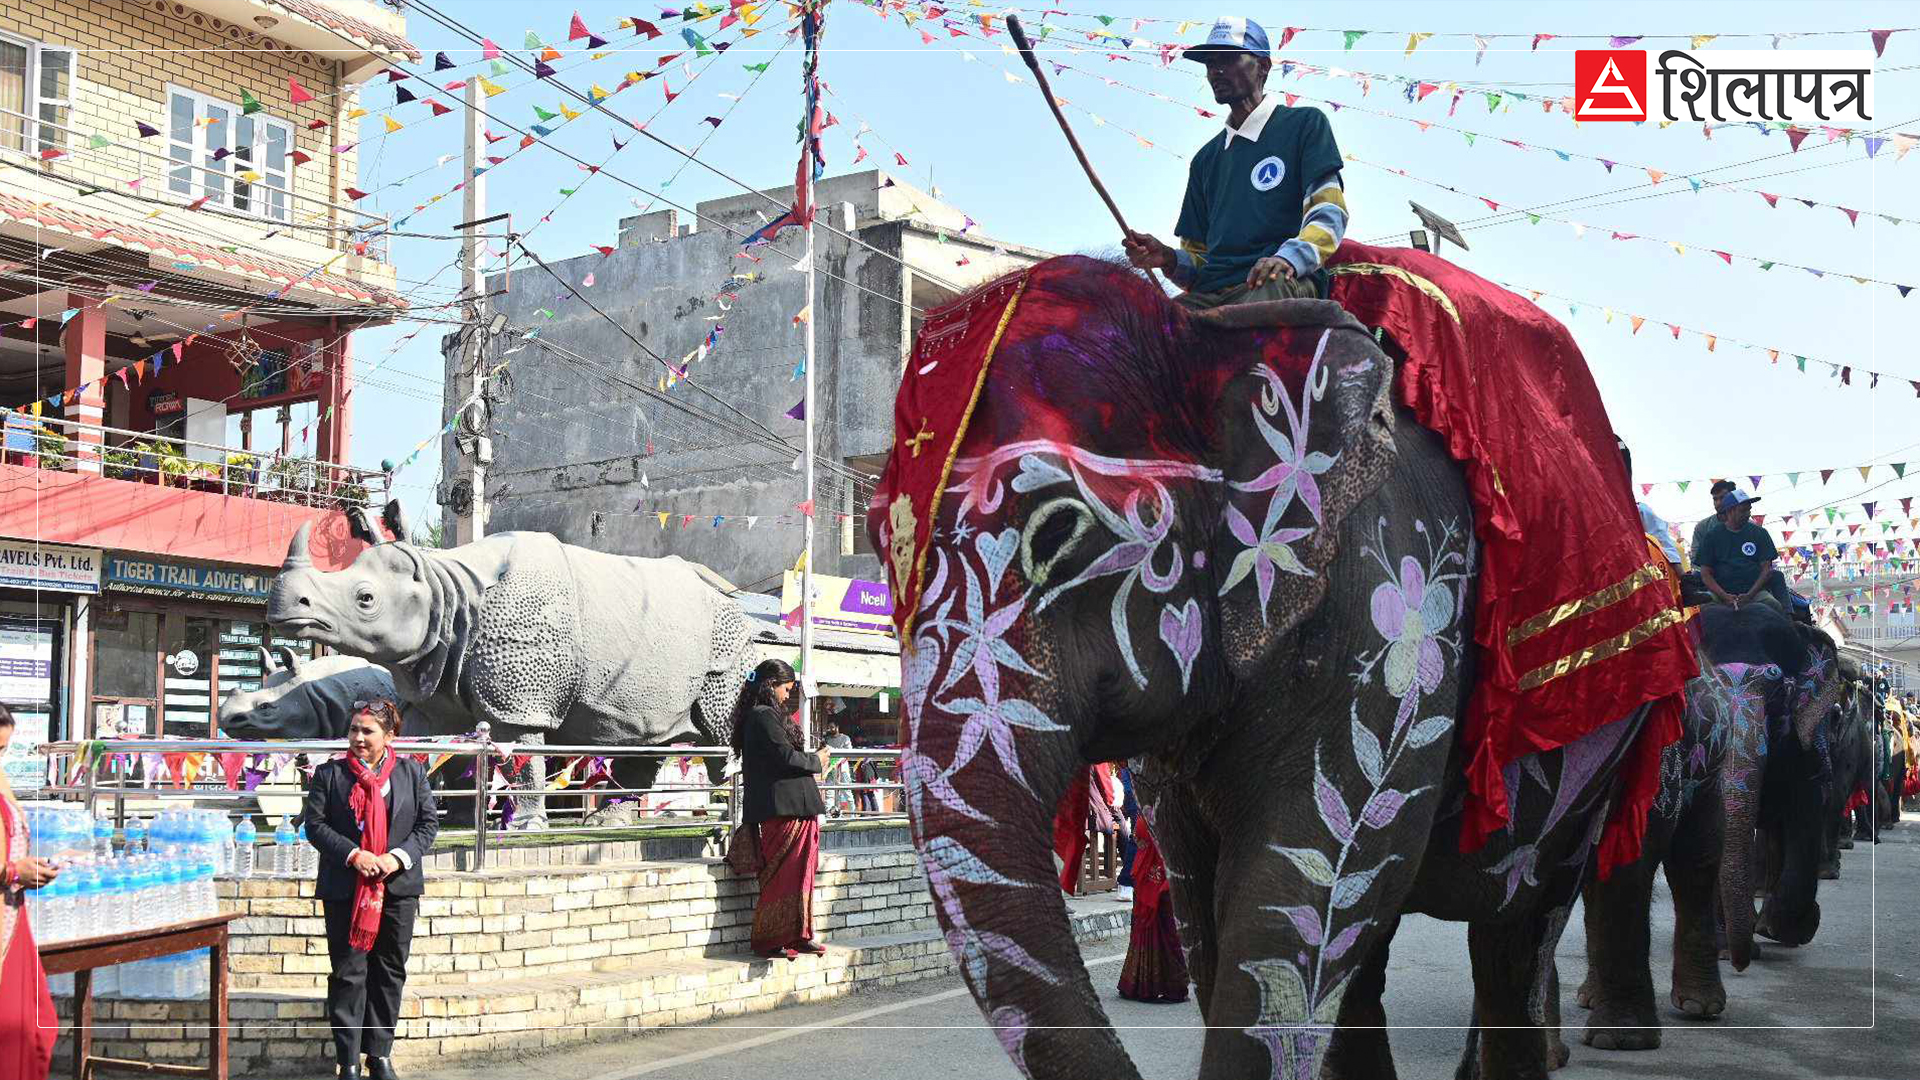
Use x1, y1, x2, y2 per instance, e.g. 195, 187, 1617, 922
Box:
355, 586, 377, 610
1022, 498, 1093, 585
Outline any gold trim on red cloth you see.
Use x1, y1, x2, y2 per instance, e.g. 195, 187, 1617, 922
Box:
898, 274, 1032, 643
1516, 605, 1695, 691
1327, 263, 1461, 323
1504, 562, 1668, 647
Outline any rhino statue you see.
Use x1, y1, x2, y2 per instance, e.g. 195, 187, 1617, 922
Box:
266, 508, 754, 823
217, 647, 399, 740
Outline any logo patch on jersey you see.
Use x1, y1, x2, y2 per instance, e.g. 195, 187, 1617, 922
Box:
1250, 156, 1285, 191
1741, 541, 1758, 557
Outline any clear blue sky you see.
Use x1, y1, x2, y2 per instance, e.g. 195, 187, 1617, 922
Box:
346, 0, 1915, 574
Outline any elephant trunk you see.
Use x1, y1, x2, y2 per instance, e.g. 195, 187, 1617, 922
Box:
905, 710, 1140, 1080
1718, 784, 1758, 971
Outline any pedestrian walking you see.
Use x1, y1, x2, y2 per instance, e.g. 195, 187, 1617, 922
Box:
1118, 812, 1190, 1004
303, 700, 439, 1080
734, 659, 828, 960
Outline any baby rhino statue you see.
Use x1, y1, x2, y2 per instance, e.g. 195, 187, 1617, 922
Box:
218, 646, 398, 739
266, 507, 754, 800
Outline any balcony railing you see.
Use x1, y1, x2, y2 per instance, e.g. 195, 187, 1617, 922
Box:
0, 407, 385, 511
0, 105, 391, 263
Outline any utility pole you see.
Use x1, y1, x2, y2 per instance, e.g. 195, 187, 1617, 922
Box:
799, 153, 818, 744
449, 78, 489, 546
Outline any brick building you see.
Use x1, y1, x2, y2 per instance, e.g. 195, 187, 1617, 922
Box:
0, 0, 412, 784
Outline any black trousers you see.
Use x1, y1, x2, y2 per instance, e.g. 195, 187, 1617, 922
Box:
323, 893, 418, 1065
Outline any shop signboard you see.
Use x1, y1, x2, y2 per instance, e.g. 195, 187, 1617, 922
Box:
104, 555, 274, 603
148, 391, 184, 416
0, 539, 101, 594
0, 622, 55, 703
781, 571, 894, 635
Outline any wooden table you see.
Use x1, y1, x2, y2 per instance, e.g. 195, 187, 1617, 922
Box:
39, 912, 242, 1080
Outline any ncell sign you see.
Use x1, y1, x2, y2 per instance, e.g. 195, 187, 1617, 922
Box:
1574, 49, 1873, 124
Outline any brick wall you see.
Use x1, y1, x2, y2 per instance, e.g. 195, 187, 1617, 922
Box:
221, 847, 940, 990
46, 846, 1133, 1075
0, 0, 365, 248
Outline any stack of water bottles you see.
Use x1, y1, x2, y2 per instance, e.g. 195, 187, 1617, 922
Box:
20, 804, 323, 999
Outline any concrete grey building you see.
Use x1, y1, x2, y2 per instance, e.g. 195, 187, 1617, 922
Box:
440, 170, 1048, 592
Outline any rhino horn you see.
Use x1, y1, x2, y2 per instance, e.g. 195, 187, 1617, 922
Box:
256, 645, 279, 674
271, 645, 302, 675
284, 522, 314, 569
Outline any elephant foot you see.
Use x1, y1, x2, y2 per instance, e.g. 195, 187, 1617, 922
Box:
1670, 980, 1726, 1020
1839, 836, 1855, 850
1818, 863, 1840, 881
1854, 829, 1876, 844
1547, 1030, 1571, 1070
1581, 1003, 1661, 1051
1573, 977, 1594, 1011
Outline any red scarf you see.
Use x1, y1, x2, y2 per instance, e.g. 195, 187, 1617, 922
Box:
345, 752, 397, 953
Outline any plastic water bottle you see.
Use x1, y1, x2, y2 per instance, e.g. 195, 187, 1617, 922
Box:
92, 816, 115, 860
72, 864, 101, 937
40, 873, 71, 943
196, 861, 217, 918
295, 824, 316, 879
232, 820, 257, 878
272, 818, 297, 878
124, 817, 147, 856
217, 815, 236, 875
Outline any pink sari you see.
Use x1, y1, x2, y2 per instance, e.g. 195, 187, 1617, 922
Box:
0, 797, 56, 1077
751, 816, 821, 953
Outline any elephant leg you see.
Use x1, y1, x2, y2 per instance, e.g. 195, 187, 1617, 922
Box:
1321, 914, 1400, 1080
1664, 779, 1726, 1020
1855, 800, 1875, 842
1577, 853, 1660, 1050
1195, 813, 1429, 1080
1464, 896, 1577, 1080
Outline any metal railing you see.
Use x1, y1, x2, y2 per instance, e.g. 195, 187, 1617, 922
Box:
0, 407, 386, 511
36, 724, 907, 871
0, 105, 392, 261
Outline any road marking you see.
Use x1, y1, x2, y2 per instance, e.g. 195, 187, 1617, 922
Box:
587, 952, 1129, 1079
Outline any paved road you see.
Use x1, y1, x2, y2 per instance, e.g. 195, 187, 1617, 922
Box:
402, 822, 1918, 1080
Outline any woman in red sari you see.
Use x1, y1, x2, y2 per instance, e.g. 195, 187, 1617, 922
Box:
1117, 811, 1189, 1003
1, 704, 59, 1077
734, 660, 829, 960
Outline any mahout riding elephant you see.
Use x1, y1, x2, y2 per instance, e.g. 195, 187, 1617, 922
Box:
266, 505, 753, 825
869, 256, 1694, 1080
1576, 603, 1840, 1050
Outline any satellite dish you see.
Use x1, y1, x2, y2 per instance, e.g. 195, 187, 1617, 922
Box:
1410, 202, 1470, 253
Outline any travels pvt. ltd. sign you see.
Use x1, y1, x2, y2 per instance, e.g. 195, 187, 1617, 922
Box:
0, 540, 102, 594
104, 556, 272, 603
782, 571, 894, 635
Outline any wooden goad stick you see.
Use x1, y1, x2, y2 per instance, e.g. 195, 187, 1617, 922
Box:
1006, 15, 1165, 288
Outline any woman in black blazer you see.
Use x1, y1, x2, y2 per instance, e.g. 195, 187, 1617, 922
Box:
302, 700, 438, 1080
733, 659, 828, 959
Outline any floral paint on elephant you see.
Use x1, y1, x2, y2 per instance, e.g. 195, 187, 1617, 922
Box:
1239, 515, 1470, 1077
898, 443, 1224, 1008
1691, 662, 1787, 797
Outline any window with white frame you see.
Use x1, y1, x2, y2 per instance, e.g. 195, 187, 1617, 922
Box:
166, 86, 291, 222
0, 32, 74, 155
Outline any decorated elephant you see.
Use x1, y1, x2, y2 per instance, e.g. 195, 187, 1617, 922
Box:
217, 647, 400, 740
1576, 602, 1841, 1050
1818, 661, 1875, 873
266, 510, 754, 823
867, 252, 1697, 1080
